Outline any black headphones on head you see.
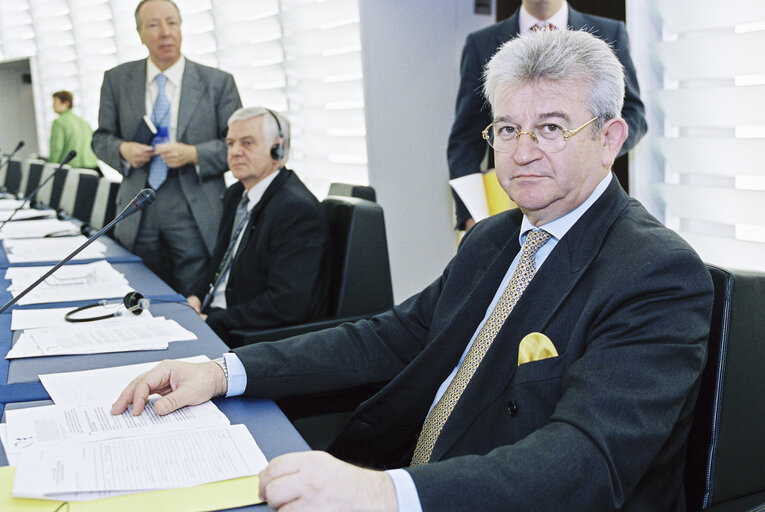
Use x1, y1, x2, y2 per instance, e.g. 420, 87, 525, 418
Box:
265, 108, 285, 161
64, 291, 149, 323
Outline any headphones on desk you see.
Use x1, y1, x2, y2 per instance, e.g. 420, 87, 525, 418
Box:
265, 108, 285, 161
65, 291, 150, 323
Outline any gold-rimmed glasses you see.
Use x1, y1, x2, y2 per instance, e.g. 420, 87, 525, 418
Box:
482, 116, 599, 154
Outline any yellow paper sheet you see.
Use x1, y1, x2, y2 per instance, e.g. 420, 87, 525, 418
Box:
482, 169, 515, 216
0, 466, 263, 512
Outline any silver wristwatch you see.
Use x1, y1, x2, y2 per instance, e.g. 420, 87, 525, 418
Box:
213, 356, 228, 380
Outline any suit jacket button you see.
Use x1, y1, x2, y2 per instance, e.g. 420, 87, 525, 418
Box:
506, 400, 518, 416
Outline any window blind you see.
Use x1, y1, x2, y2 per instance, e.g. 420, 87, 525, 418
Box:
629, 0, 765, 272
0, 0, 368, 198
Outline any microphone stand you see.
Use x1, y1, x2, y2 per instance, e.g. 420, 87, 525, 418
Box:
0, 189, 156, 314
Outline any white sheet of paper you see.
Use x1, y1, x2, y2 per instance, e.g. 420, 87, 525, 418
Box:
0, 209, 56, 221
449, 173, 490, 222
3, 399, 230, 466
0, 199, 27, 210
3, 236, 106, 263
39, 355, 211, 405
0, 218, 81, 239
5, 260, 132, 306
11, 305, 153, 331
12, 424, 267, 500
6, 317, 197, 359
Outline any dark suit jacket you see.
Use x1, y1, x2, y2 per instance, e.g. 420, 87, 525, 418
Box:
448, 6, 647, 227
192, 169, 330, 341
92, 57, 242, 253
233, 176, 713, 511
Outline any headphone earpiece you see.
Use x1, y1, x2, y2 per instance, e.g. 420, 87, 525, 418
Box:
265, 108, 285, 162
65, 291, 149, 322
123, 291, 147, 315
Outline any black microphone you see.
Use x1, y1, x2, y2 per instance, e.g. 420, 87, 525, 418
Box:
0, 188, 157, 314
0, 150, 77, 231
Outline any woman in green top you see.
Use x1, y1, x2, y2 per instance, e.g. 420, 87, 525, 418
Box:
50, 90, 101, 174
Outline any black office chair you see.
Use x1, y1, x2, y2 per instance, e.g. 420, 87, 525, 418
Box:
3, 158, 22, 196
328, 182, 377, 202
87, 178, 120, 231
228, 194, 394, 346
684, 264, 765, 511
24, 160, 45, 200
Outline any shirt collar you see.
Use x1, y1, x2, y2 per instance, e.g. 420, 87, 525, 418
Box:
519, 172, 612, 242
146, 56, 186, 88
244, 170, 280, 209
519, 1, 568, 34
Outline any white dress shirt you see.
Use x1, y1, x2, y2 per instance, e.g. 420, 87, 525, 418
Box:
145, 57, 185, 143
518, 0, 568, 35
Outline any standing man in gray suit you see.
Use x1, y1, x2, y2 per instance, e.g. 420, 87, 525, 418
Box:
92, 0, 242, 294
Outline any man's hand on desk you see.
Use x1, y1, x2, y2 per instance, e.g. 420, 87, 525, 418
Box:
186, 295, 208, 320
259, 451, 398, 512
111, 360, 227, 416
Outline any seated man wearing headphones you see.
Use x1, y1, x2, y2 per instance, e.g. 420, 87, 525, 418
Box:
187, 107, 330, 346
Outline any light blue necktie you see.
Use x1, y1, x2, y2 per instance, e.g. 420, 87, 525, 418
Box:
148, 73, 170, 190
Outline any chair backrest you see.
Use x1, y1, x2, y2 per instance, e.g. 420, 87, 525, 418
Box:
24, 159, 46, 199
89, 178, 120, 229
35, 162, 68, 207
328, 182, 377, 203
322, 195, 393, 318
71, 170, 100, 223
4, 158, 23, 196
684, 264, 765, 510
58, 168, 99, 218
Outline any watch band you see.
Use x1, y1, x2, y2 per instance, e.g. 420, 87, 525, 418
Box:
213, 356, 228, 380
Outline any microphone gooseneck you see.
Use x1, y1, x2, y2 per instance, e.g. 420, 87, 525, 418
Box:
0, 189, 158, 314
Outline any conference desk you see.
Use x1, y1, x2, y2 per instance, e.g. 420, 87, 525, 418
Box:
0, 229, 310, 511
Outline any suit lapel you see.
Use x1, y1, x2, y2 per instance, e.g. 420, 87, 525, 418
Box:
567, 6, 589, 31
496, 10, 521, 46
126, 61, 148, 139
430, 176, 631, 461
233, 169, 290, 262
177, 60, 205, 143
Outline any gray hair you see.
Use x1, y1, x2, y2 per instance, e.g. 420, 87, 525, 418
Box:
227, 107, 291, 160
483, 29, 625, 135
135, 0, 182, 30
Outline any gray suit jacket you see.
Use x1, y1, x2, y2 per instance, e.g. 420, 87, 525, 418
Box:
92, 58, 242, 252
234, 176, 713, 511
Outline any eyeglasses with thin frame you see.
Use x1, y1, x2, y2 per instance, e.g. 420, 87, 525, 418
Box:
482, 116, 599, 154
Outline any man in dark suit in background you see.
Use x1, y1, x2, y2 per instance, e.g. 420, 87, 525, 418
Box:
186, 107, 330, 345
92, 0, 241, 295
449, 0, 646, 231
114, 30, 712, 511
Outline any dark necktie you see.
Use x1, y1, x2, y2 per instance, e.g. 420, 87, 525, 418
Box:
200, 194, 251, 311
410, 229, 552, 465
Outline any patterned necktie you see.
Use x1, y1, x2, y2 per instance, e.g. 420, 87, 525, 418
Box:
531, 22, 557, 31
148, 73, 170, 190
410, 229, 553, 466
200, 194, 252, 311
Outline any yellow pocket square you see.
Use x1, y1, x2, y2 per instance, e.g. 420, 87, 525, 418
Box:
518, 332, 558, 366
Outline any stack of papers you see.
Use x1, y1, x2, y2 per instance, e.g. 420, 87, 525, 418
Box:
6, 317, 197, 358
0, 217, 82, 239
5, 260, 133, 305
11, 305, 153, 331
0, 209, 55, 222
0, 199, 27, 210
0, 358, 268, 502
3, 235, 106, 263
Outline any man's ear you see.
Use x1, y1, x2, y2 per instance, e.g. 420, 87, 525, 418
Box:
601, 118, 628, 169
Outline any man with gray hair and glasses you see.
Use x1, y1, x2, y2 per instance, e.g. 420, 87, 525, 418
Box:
114, 30, 713, 512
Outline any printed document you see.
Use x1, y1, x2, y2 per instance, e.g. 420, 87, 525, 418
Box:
3, 235, 106, 263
